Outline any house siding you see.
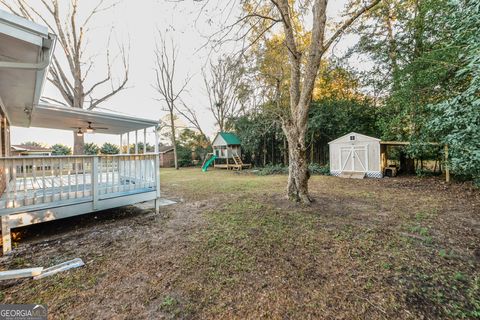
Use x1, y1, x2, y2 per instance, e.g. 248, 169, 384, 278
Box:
160, 150, 175, 167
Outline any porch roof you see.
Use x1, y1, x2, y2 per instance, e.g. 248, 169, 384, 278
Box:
0, 9, 56, 126
28, 104, 159, 135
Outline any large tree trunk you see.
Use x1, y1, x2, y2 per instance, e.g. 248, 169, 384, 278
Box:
284, 124, 311, 203
73, 133, 85, 155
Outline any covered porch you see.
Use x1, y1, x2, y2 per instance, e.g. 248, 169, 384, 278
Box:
0, 9, 163, 254
0, 105, 162, 254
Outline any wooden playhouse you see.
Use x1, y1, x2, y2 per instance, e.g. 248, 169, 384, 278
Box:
209, 132, 251, 170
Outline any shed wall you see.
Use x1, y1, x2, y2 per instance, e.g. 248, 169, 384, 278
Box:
329, 133, 382, 178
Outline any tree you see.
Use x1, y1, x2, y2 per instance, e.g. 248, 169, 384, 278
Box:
19, 141, 45, 147
1, 0, 129, 155
203, 56, 247, 131
178, 129, 211, 162
51, 144, 71, 155
84, 142, 99, 155
100, 142, 119, 155
427, 0, 480, 185
153, 33, 190, 170
229, 0, 381, 203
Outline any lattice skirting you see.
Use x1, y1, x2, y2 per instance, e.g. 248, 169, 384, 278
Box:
330, 170, 383, 178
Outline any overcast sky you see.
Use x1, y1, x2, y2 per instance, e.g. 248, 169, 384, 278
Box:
9, 0, 357, 147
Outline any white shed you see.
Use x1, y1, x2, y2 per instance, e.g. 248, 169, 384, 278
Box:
328, 132, 382, 178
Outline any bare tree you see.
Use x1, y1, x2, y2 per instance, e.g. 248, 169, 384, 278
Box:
153, 34, 190, 170
203, 56, 245, 132
191, 0, 381, 203
1, 0, 130, 154
176, 100, 210, 145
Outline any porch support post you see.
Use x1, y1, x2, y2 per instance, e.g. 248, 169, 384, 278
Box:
1, 215, 11, 255
154, 126, 159, 153
154, 125, 160, 214
135, 130, 138, 154
92, 156, 99, 210
127, 132, 130, 155
143, 129, 147, 153
120, 134, 123, 154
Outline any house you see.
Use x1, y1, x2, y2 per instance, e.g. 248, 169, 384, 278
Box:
11, 144, 52, 156
159, 145, 175, 167
0, 10, 164, 254
328, 132, 382, 178
210, 132, 251, 170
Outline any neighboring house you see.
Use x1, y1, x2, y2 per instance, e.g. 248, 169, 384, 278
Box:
11, 145, 52, 156
159, 145, 175, 168
0, 10, 164, 254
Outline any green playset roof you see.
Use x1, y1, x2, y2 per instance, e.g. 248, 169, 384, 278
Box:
218, 132, 241, 145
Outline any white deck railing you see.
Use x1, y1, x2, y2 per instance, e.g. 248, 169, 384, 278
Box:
0, 154, 160, 212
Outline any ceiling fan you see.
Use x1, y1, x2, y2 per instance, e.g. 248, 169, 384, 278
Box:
71, 121, 109, 136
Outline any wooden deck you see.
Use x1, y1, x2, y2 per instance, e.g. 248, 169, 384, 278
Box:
0, 154, 162, 254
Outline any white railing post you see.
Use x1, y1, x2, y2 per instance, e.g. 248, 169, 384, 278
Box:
92, 156, 99, 210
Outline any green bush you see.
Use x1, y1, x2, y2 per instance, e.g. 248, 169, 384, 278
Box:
100, 142, 119, 155
176, 144, 193, 167
308, 163, 330, 175
256, 163, 330, 176
256, 164, 288, 176
51, 144, 71, 155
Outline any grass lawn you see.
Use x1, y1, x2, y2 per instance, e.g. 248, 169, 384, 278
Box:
1, 168, 479, 319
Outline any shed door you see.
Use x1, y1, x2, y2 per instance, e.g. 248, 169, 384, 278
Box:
340, 145, 368, 172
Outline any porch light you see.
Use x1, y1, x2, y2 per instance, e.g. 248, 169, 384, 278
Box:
86, 123, 94, 134
76, 129, 83, 137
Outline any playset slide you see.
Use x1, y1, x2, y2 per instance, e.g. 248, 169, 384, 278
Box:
202, 154, 217, 172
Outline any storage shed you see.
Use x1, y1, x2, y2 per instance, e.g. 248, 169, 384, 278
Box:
329, 132, 382, 178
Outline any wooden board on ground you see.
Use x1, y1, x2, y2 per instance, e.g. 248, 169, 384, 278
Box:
34, 258, 84, 280
0, 267, 43, 280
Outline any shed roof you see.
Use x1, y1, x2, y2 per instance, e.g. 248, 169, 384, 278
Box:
216, 132, 241, 145
328, 132, 380, 144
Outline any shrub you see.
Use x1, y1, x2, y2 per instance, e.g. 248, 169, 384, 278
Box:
51, 144, 71, 155
84, 143, 99, 155
308, 163, 330, 175
100, 142, 119, 155
256, 164, 288, 176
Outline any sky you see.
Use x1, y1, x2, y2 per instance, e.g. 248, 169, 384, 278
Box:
8, 0, 359, 147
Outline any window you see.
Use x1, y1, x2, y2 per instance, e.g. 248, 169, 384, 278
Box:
350, 135, 356, 141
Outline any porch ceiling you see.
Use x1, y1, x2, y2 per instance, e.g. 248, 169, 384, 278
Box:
30, 104, 158, 135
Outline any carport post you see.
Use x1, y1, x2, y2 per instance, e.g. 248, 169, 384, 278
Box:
445, 144, 450, 183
